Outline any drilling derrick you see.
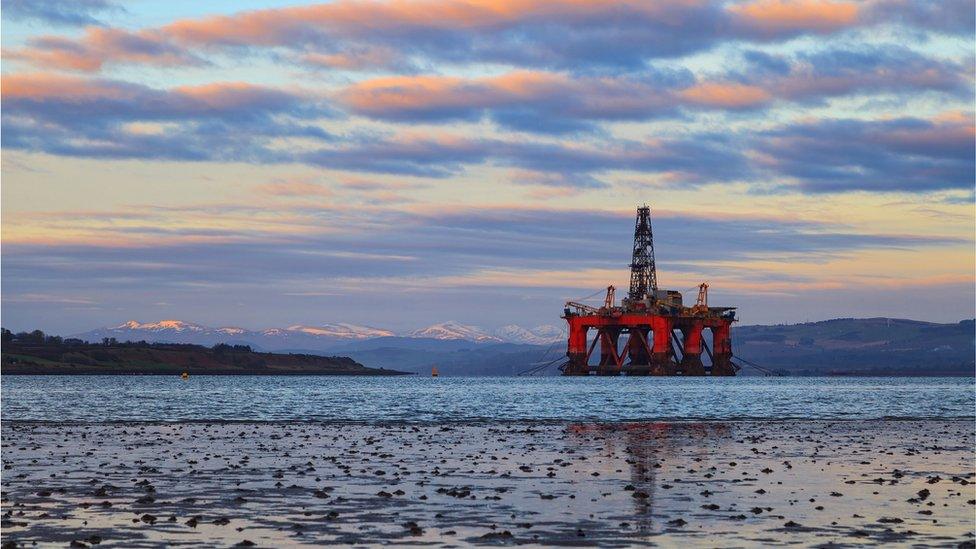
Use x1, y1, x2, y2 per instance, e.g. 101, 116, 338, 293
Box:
628, 205, 657, 302
561, 205, 738, 377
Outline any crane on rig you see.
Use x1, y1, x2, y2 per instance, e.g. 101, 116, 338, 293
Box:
691, 283, 709, 316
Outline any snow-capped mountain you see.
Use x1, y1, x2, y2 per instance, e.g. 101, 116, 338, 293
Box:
409, 321, 502, 342
492, 324, 565, 345
74, 320, 397, 350
116, 320, 208, 332
285, 323, 394, 339
77, 320, 236, 346
72, 319, 564, 350
526, 324, 565, 343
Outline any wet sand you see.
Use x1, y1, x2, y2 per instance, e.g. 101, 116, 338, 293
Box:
2, 420, 974, 547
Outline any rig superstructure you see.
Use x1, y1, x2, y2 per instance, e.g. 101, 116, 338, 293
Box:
562, 205, 738, 376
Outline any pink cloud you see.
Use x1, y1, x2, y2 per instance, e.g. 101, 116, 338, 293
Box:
729, 0, 859, 37
678, 81, 773, 108
3, 72, 137, 100
338, 72, 574, 118
6, 0, 948, 72
6, 27, 199, 72
3, 73, 309, 112
258, 177, 334, 198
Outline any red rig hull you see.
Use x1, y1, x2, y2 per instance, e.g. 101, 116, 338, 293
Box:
562, 312, 735, 376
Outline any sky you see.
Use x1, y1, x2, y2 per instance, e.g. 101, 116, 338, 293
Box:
1, 0, 974, 335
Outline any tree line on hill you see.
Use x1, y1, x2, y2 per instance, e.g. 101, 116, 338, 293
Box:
2, 328, 253, 353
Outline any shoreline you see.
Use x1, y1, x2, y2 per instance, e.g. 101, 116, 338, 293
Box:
3, 417, 976, 426
3, 372, 975, 376
0, 371, 413, 376
3, 419, 973, 547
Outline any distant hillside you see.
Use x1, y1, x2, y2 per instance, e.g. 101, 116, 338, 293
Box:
733, 318, 975, 376
341, 342, 556, 376
1, 332, 408, 375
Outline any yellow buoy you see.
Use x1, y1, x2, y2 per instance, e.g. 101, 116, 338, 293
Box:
180, 372, 189, 380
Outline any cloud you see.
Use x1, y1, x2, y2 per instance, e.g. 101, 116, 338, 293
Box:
258, 177, 334, 198
745, 46, 972, 103
7, 27, 201, 71
5, 73, 970, 194
677, 82, 773, 108
337, 71, 685, 132
2, 0, 121, 27
755, 112, 976, 192
336, 49, 969, 131
3, 74, 317, 120
3, 205, 965, 307
864, 0, 976, 35
1, 73, 332, 162
6, 0, 969, 73
3, 72, 744, 179
727, 0, 859, 38
298, 131, 751, 184
302, 134, 492, 177
4, 204, 969, 332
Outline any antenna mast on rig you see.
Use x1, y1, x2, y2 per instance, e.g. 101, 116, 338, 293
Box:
628, 205, 658, 301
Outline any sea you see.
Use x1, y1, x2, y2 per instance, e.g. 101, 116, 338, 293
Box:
2, 375, 973, 422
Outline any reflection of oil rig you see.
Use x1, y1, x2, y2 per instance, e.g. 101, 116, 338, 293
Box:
562, 205, 738, 376
566, 421, 732, 535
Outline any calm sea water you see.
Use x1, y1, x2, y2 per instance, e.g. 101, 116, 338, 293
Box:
2, 376, 973, 422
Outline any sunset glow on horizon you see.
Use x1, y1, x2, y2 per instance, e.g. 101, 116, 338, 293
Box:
1, 0, 973, 334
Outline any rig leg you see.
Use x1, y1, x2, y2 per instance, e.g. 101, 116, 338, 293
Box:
710, 323, 736, 376
680, 322, 706, 376
649, 352, 671, 376
649, 317, 675, 375
597, 328, 621, 376
564, 320, 590, 376
626, 329, 651, 375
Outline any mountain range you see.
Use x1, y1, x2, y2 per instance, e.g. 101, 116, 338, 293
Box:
73, 319, 566, 350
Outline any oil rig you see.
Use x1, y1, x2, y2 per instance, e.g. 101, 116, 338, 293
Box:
562, 205, 738, 376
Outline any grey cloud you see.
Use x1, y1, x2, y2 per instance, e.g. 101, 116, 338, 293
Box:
755, 116, 975, 193
2, 0, 121, 27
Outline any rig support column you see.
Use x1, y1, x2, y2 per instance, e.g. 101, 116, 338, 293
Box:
597, 328, 622, 375
711, 322, 735, 376
626, 328, 650, 375
565, 319, 589, 376
649, 316, 673, 376
680, 321, 706, 376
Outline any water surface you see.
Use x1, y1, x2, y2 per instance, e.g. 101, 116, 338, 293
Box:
2, 376, 972, 422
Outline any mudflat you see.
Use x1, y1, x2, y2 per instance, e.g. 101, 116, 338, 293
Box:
2, 420, 973, 547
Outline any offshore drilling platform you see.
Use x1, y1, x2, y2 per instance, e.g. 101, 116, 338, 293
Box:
562, 205, 738, 376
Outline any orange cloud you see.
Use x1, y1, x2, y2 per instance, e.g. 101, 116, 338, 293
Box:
5, 27, 197, 72
678, 82, 772, 108
2, 73, 135, 100
876, 111, 975, 151
258, 178, 334, 198
302, 48, 399, 70
339, 71, 569, 116
3, 73, 306, 114
3, 0, 888, 73
160, 0, 678, 44
729, 0, 859, 35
